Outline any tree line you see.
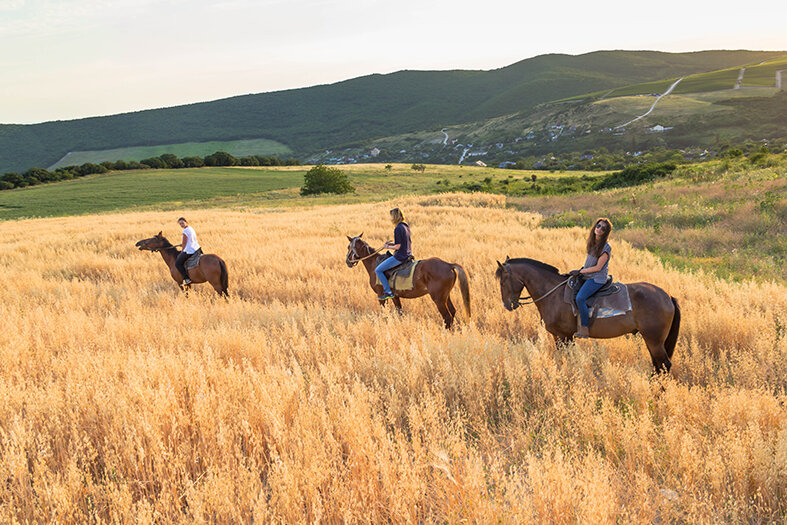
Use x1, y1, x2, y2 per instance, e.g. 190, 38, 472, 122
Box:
0, 152, 301, 191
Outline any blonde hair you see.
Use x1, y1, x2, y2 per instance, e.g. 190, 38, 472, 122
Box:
389, 208, 404, 224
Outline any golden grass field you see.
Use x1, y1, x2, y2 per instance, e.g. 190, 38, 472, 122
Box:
0, 193, 785, 523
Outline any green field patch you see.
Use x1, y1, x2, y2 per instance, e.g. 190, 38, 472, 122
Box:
0, 167, 306, 220
741, 56, 787, 87
48, 138, 292, 169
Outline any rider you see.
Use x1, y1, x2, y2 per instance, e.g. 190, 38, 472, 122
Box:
175, 217, 201, 286
375, 207, 412, 301
571, 217, 612, 339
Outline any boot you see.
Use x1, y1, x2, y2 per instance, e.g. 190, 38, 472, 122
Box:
574, 318, 589, 339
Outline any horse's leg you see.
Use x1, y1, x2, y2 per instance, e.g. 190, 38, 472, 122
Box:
429, 290, 453, 329
446, 297, 457, 318
392, 296, 403, 313
643, 336, 671, 375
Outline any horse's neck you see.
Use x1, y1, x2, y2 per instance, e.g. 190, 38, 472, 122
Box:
159, 247, 178, 268
516, 264, 563, 302
360, 247, 377, 276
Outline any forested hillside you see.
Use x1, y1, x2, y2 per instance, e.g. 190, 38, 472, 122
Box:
1, 50, 783, 173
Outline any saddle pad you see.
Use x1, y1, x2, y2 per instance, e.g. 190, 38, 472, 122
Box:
375, 260, 419, 292
185, 253, 202, 271
565, 281, 632, 319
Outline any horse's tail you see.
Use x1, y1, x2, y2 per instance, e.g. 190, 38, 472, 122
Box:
451, 264, 471, 318
664, 297, 680, 359
219, 258, 229, 296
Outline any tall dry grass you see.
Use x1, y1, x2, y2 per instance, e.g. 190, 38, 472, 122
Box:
0, 193, 785, 523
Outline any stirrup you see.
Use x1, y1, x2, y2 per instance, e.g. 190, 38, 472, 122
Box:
379, 292, 394, 300
181, 278, 192, 286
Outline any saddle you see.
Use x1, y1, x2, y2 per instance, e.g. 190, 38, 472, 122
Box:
184, 249, 203, 271
374, 253, 418, 292
564, 275, 632, 324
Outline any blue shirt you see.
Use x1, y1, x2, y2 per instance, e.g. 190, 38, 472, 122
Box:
393, 222, 412, 261
583, 242, 611, 284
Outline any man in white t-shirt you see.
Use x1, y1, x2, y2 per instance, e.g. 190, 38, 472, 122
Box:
176, 217, 202, 286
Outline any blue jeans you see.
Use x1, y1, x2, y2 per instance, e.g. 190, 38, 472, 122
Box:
375, 257, 403, 295
576, 279, 604, 327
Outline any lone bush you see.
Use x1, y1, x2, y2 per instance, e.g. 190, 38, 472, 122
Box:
300, 165, 354, 196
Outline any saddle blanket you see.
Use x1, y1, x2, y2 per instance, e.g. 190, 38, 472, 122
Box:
565, 280, 632, 320
185, 251, 202, 271
375, 259, 419, 292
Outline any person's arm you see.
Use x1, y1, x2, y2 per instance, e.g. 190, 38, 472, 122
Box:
580, 252, 609, 274
384, 225, 403, 250
181, 232, 188, 250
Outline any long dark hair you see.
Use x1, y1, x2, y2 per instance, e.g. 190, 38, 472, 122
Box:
586, 218, 612, 257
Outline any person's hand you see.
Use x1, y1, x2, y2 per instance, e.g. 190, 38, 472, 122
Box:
569, 269, 582, 277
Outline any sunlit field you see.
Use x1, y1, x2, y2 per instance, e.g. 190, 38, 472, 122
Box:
0, 193, 785, 522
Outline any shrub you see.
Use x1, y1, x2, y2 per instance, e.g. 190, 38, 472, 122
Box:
411, 163, 426, 173
0, 180, 13, 190
140, 157, 166, 169
159, 154, 184, 169
300, 165, 354, 196
182, 157, 204, 168
204, 151, 237, 167
594, 162, 676, 190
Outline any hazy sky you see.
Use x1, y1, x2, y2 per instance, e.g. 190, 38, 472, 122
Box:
1, 0, 784, 124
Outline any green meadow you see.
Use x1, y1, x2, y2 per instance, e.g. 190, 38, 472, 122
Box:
48, 138, 292, 169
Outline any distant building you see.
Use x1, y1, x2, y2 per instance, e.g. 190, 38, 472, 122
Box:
475, 161, 487, 167
370, 148, 381, 157
649, 125, 673, 133
499, 161, 516, 168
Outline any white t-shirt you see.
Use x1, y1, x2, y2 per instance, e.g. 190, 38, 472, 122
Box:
182, 226, 200, 254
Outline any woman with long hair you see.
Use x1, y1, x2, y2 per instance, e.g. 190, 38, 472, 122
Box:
572, 217, 613, 338
375, 207, 412, 301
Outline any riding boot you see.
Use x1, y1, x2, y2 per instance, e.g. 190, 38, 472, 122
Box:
574, 318, 589, 339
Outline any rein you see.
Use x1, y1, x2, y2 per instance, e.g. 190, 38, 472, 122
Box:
504, 263, 569, 308
347, 245, 385, 264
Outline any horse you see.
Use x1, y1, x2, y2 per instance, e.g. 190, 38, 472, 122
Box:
135, 232, 229, 297
495, 256, 680, 373
346, 234, 470, 329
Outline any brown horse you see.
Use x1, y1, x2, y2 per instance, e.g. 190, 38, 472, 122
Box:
495, 256, 680, 373
136, 232, 229, 297
346, 234, 470, 328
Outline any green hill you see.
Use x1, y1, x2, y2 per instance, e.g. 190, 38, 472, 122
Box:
1, 50, 784, 174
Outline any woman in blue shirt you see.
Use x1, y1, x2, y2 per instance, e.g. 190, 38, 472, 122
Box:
572, 218, 612, 338
375, 208, 412, 301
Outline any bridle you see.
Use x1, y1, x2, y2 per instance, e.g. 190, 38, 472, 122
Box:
501, 262, 569, 309
346, 238, 385, 266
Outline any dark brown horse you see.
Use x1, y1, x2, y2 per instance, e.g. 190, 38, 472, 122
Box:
136, 232, 229, 297
346, 234, 470, 328
495, 256, 680, 373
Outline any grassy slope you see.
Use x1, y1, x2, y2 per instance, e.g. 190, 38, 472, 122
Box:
2, 50, 784, 173
0, 167, 307, 219
48, 138, 292, 169
1, 159, 783, 282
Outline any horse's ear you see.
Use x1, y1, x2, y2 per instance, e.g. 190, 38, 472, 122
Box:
347, 235, 353, 242
497, 260, 503, 269
505, 255, 510, 262
157, 231, 162, 237
359, 232, 363, 238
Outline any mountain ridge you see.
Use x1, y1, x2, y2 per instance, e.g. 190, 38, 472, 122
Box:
1, 49, 785, 173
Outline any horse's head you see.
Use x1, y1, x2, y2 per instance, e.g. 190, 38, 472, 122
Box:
135, 231, 172, 253
345, 233, 368, 267
495, 256, 524, 311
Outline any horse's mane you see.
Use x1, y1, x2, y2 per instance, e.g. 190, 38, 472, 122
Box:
158, 236, 179, 251
496, 258, 566, 279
